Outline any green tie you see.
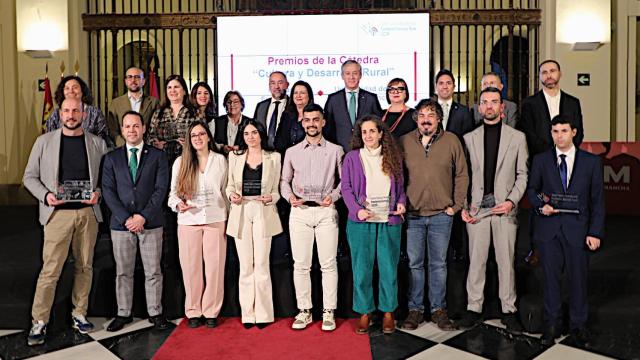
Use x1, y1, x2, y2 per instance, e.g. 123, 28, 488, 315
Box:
348, 91, 357, 125
129, 148, 138, 181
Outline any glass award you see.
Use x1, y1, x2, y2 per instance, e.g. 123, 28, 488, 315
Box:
538, 193, 580, 214
365, 195, 391, 222
242, 179, 263, 201
56, 180, 93, 202
469, 193, 496, 220
295, 184, 324, 204
186, 189, 217, 208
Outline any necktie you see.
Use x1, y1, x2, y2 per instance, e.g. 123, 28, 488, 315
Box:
442, 102, 450, 128
129, 148, 138, 181
268, 101, 280, 147
559, 154, 568, 191
348, 91, 357, 125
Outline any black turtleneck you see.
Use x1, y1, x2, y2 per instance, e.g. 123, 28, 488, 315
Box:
483, 121, 502, 195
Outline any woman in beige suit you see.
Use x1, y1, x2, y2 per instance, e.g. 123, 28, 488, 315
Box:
226, 119, 282, 329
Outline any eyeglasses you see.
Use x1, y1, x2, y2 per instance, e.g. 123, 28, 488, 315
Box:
387, 86, 406, 93
126, 75, 142, 80
190, 132, 208, 139
226, 100, 241, 106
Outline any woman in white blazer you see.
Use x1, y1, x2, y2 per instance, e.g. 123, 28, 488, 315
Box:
226, 119, 282, 329
168, 121, 228, 329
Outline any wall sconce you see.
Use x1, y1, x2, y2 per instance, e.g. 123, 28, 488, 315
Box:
17, 0, 68, 55
572, 42, 603, 51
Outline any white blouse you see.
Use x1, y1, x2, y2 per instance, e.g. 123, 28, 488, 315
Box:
168, 151, 228, 225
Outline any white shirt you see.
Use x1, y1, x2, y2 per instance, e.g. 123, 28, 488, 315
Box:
345, 88, 360, 115
128, 91, 143, 113
361, 146, 391, 223
168, 152, 229, 225
125, 141, 144, 165
543, 90, 561, 120
266, 97, 287, 131
555, 144, 576, 184
438, 98, 453, 130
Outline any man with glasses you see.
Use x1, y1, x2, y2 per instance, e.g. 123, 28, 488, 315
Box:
108, 67, 159, 146
280, 104, 344, 332
399, 99, 468, 331
254, 71, 289, 148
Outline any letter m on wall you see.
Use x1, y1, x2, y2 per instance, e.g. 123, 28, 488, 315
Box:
604, 165, 630, 184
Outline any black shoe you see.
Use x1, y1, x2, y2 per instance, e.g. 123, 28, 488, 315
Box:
107, 316, 133, 332
187, 317, 203, 328
150, 315, 170, 330
501, 313, 523, 335
243, 322, 255, 329
457, 310, 482, 329
570, 327, 592, 348
541, 325, 559, 346
256, 322, 271, 329
205, 318, 217, 328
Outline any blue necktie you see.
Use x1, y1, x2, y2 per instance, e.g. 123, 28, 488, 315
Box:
559, 154, 568, 192
268, 101, 280, 148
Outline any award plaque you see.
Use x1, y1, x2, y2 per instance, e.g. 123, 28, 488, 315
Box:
365, 195, 391, 222
56, 180, 92, 202
186, 189, 218, 208
469, 193, 496, 220
295, 184, 325, 204
242, 179, 263, 201
538, 193, 580, 214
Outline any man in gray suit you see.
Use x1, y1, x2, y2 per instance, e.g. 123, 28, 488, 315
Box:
23, 98, 108, 346
253, 71, 289, 148
457, 87, 528, 335
107, 67, 160, 146
471, 72, 518, 128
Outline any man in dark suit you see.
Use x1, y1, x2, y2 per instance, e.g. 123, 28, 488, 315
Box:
434, 69, 474, 139
253, 71, 289, 148
107, 67, 160, 147
102, 111, 170, 332
526, 115, 604, 347
519, 59, 584, 266
323, 60, 383, 152
471, 72, 518, 128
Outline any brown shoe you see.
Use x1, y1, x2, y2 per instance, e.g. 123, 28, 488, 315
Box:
382, 312, 395, 334
356, 314, 370, 335
401, 310, 424, 330
431, 309, 457, 331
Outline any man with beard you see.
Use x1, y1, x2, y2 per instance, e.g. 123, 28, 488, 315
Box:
254, 71, 290, 148
457, 87, 528, 334
23, 98, 108, 346
108, 67, 160, 146
280, 104, 344, 332
399, 99, 468, 331
518, 60, 583, 265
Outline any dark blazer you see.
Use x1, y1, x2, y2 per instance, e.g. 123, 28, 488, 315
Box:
274, 110, 305, 153
445, 101, 474, 139
323, 88, 383, 152
253, 96, 289, 129
213, 114, 251, 146
102, 144, 169, 231
526, 148, 605, 246
518, 90, 584, 156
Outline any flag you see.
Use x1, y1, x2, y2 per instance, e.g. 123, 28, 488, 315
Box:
149, 68, 159, 99
41, 64, 54, 133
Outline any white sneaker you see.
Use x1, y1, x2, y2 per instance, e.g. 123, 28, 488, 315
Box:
322, 309, 336, 331
291, 310, 312, 330
27, 321, 47, 346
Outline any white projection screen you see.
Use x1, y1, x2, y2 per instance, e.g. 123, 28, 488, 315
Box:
216, 13, 430, 116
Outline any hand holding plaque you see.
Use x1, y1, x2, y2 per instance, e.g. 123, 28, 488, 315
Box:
56, 180, 93, 202
365, 196, 391, 222
537, 192, 579, 214
469, 193, 496, 220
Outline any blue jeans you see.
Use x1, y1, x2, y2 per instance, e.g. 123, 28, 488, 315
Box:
406, 213, 453, 313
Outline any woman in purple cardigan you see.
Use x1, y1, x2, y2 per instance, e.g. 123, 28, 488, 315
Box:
341, 114, 406, 335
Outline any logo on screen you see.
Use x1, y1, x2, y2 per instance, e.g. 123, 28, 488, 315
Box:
361, 23, 379, 36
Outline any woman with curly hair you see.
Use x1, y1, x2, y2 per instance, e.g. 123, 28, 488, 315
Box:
341, 114, 406, 335
45, 75, 112, 146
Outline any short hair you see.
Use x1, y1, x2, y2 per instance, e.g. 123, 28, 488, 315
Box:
223, 90, 245, 112
341, 60, 362, 74
413, 98, 443, 122
302, 103, 324, 117
481, 72, 502, 83
538, 59, 561, 72
269, 71, 288, 81
385, 78, 410, 104
121, 110, 144, 125
550, 115, 576, 129
479, 87, 503, 102
435, 69, 455, 86
54, 75, 93, 107
126, 66, 145, 78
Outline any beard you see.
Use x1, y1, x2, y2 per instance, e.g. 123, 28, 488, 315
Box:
128, 86, 141, 93
63, 121, 82, 131
419, 122, 437, 136
483, 112, 500, 121
305, 126, 320, 137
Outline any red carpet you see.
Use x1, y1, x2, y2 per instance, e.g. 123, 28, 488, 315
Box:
153, 317, 372, 360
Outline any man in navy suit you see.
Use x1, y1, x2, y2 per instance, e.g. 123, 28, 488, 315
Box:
102, 111, 170, 331
526, 115, 604, 347
434, 69, 474, 139
253, 71, 289, 148
323, 60, 383, 152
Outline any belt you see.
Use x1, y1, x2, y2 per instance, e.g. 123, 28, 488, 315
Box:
302, 201, 320, 207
